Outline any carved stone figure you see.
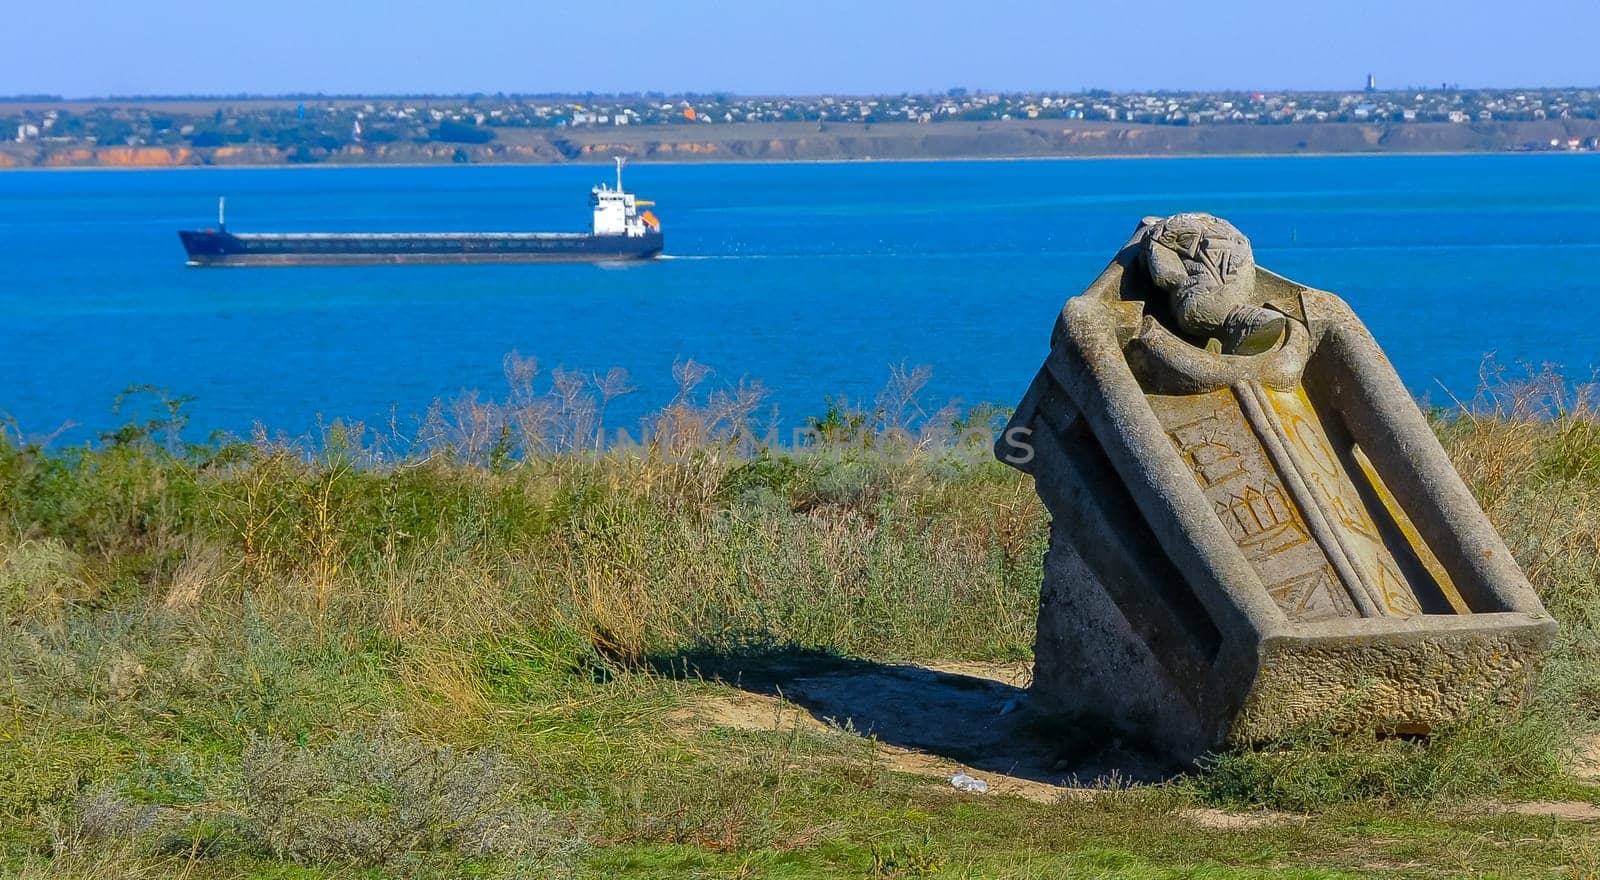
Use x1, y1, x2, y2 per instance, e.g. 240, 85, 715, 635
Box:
1139, 212, 1286, 355
997, 213, 1556, 763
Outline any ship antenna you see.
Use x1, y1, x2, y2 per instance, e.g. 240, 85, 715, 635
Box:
218, 196, 226, 231
615, 156, 624, 192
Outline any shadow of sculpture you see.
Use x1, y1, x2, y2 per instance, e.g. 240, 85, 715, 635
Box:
644, 639, 1185, 786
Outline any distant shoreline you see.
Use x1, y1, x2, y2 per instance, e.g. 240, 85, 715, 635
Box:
5, 118, 1599, 171
7, 149, 1595, 173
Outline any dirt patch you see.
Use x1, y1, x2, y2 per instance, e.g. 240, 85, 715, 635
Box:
666, 657, 1171, 802
667, 690, 829, 735
1180, 808, 1298, 831
1576, 735, 1600, 783
672, 682, 1070, 803
1502, 801, 1600, 821
921, 660, 1033, 689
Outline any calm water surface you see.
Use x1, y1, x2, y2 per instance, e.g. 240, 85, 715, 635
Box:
3, 155, 1599, 443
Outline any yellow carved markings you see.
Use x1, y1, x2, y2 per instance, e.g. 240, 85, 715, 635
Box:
1215, 482, 1310, 557
1265, 565, 1354, 620
1264, 387, 1425, 619
1375, 561, 1424, 618
1158, 390, 1360, 622
1156, 382, 1447, 622
1351, 445, 1471, 614
1167, 411, 1248, 488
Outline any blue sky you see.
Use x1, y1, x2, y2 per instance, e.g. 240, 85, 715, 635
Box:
4, 0, 1597, 96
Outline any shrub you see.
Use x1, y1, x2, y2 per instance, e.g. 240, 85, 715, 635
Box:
1, 538, 86, 622
236, 731, 584, 867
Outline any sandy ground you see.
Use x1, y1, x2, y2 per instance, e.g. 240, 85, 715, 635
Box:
667, 658, 1600, 823
1578, 734, 1600, 783
669, 657, 1192, 807
668, 659, 1072, 803
1502, 801, 1600, 820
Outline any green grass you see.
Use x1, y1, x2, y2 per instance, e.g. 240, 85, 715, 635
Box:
2, 376, 1599, 878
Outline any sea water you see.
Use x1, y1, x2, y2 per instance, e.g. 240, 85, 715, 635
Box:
3, 155, 1598, 444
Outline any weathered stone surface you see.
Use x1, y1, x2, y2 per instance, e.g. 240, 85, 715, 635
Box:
997, 214, 1557, 761
1139, 213, 1285, 355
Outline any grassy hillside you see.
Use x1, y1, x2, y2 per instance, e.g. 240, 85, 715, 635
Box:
2, 371, 1599, 878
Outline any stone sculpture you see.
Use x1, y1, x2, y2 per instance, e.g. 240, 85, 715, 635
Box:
1139, 213, 1286, 355
997, 213, 1556, 762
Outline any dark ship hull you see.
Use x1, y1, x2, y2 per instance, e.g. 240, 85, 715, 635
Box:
178, 230, 664, 266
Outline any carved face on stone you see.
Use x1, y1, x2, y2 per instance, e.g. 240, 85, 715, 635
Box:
1140, 213, 1285, 356
1143, 213, 1254, 276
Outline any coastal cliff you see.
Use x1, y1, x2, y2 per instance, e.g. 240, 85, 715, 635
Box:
4, 118, 1600, 168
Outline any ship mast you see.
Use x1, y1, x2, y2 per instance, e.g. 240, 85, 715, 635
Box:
615, 156, 624, 192
218, 196, 226, 231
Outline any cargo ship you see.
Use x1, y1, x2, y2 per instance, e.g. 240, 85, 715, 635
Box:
178, 159, 663, 266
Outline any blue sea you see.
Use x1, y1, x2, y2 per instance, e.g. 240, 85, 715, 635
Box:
3, 155, 1599, 445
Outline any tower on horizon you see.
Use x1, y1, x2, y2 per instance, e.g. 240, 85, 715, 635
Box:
1365, 73, 1376, 92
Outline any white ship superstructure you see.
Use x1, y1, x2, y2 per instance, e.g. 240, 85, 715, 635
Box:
590, 157, 660, 238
